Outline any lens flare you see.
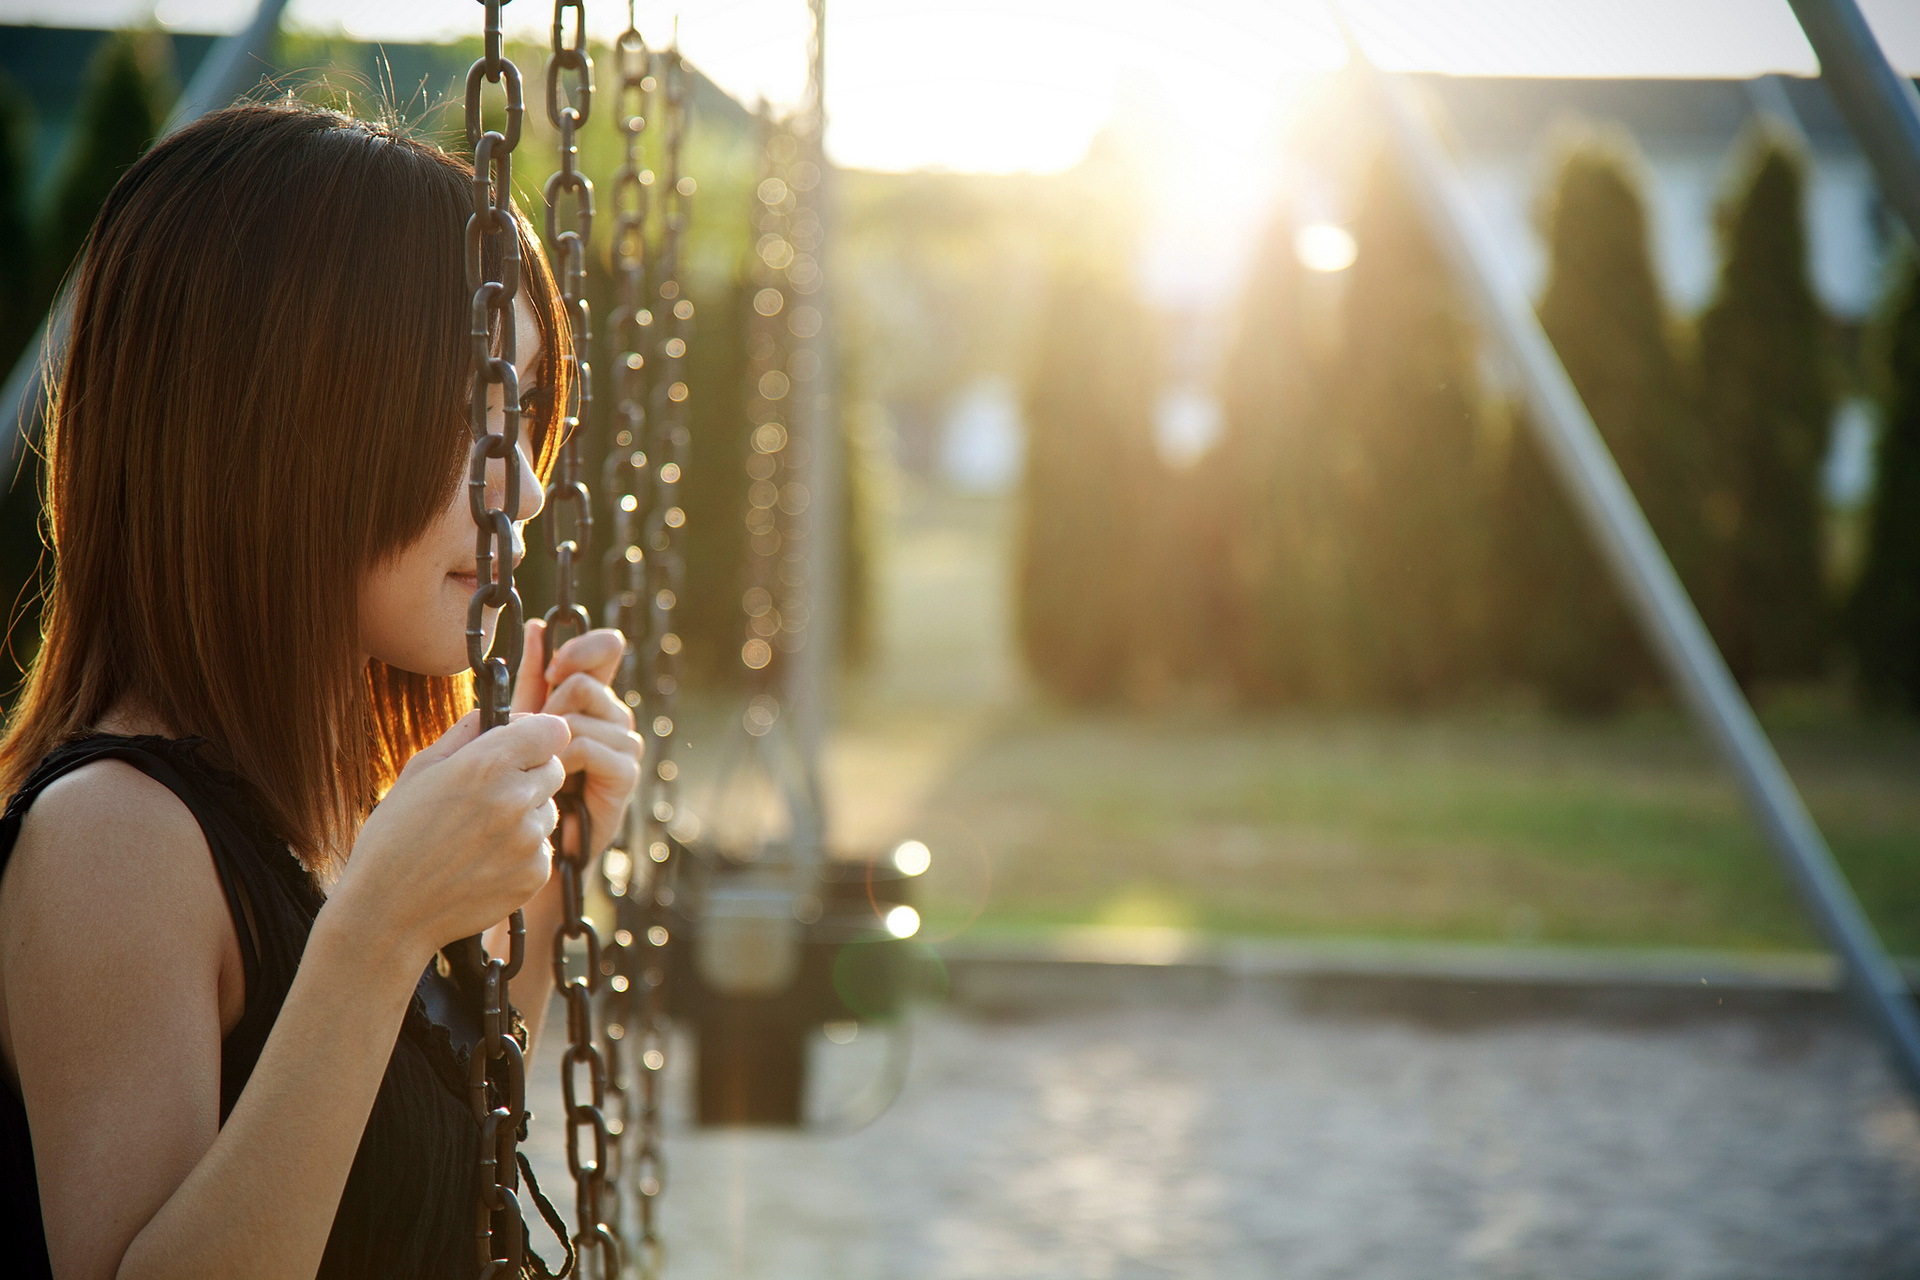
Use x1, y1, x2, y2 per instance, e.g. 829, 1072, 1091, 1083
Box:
892, 839, 932, 876
884, 905, 921, 939
1295, 222, 1358, 272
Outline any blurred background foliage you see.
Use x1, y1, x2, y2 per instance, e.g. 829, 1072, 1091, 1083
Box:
1, 21, 1919, 952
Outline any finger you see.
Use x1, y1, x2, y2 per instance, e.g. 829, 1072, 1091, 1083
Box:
544, 627, 624, 689
412, 710, 482, 769
496, 712, 571, 768
560, 732, 643, 787
560, 712, 643, 757
526, 753, 568, 801
545, 671, 633, 726
511, 618, 550, 716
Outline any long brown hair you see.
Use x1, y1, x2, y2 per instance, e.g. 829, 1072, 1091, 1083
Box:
0, 102, 567, 866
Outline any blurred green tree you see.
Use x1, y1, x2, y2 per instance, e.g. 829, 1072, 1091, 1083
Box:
1327, 153, 1495, 706
1, 34, 169, 695
834, 337, 883, 672
1500, 133, 1696, 713
666, 277, 753, 688
1847, 257, 1920, 713
37, 32, 169, 302
1695, 131, 1834, 689
1205, 211, 1346, 703
0, 73, 34, 373
1016, 256, 1162, 704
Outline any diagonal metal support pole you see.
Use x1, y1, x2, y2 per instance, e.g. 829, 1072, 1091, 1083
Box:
1785, 0, 1920, 248
787, 0, 838, 859
1343, 41, 1920, 1100
0, 0, 290, 473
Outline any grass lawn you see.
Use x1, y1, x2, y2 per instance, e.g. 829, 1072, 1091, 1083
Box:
671, 481, 1920, 956
839, 702, 1920, 954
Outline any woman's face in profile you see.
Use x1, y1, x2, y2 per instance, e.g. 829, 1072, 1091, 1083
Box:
357, 298, 546, 676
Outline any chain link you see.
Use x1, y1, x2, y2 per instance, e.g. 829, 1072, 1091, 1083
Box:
739, 108, 802, 705
462, 5, 530, 1276
596, 44, 651, 1271
597, 12, 690, 1277
626, 43, 694, 1280
538, 4, 618, 1278
644, 49, 693, 860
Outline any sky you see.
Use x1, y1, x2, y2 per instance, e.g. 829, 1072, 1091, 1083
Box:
5, 1, 1917, 316
4, 0, 1917, 176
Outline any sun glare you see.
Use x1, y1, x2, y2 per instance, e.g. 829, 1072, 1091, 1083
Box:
1296, 222, 1358, 273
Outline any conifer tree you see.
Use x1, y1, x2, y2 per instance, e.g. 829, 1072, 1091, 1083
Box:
1500, 134, 1695, 712
38, 32, 167, 302
0, 35, 167, 693
0, 74, 34, 373
1696, 132, 1834, 688
1016, 256, 1161, 704
1206, 210, 1341, 704
1325, 153, 1493, 706
1847, 258, 1920, 713
678, 279, 754, 687
834, 345, 882, 672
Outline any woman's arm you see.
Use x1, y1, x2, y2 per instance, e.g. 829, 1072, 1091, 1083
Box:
3, 763, 418, 1280
4, 712, 572, 1280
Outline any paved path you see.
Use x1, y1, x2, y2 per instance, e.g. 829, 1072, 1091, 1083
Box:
524, 984, 1920, 1279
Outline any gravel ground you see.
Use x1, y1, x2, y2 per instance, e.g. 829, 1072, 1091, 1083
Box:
522, 980, 1920, 1280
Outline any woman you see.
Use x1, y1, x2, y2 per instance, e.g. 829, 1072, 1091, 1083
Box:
0, 102, 642, 1279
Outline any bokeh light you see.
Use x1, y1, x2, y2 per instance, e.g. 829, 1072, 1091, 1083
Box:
891, 839, 932, 876
1295, 222, 1358, 272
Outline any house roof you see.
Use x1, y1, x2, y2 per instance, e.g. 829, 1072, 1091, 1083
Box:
1408, 72, 1886, 154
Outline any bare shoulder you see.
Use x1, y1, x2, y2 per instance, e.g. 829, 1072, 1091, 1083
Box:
5, 757, 218, 910
0, 758, 236, 1065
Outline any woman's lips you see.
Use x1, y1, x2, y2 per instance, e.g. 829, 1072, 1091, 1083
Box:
447, 554, 523, 589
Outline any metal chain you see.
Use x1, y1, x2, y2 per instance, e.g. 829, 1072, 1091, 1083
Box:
739, 108, 796, 710
461, 5, 529, 1276
597, 5, 651, 1265
776, 0, 827, 685
626, 43, 695, 1280
644, 50, 693, 862
539, 4, 616, 1278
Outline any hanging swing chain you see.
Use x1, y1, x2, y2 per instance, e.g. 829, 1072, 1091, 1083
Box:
539, 4, 618, 1279
461, 4, 530, 1278
625, 44, 693, 1280
598, 5, 651, 1270
643, 52, 692, 877
739, 108, 795, 700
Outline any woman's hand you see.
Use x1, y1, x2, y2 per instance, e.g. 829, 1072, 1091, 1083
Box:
331, 709, 571, 966
513, 620, 643, 857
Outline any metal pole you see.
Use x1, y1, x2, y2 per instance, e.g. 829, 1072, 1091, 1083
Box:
0, 0, 291, 471
1347, 48, 1920, 1099
1742, 73, 1809, 148
1785, 0, 1920, 247
788, 0, 839, 851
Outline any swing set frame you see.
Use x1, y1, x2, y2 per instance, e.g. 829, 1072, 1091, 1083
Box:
1333, 0, 1920, 1098
0, 9, 1915, 1265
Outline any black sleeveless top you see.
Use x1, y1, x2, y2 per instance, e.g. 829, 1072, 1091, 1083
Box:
0, 735, 563, 1280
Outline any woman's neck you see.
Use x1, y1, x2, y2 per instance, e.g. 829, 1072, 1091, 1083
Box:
94, 697, 179, 738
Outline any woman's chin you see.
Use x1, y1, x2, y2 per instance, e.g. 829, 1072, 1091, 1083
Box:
368, 652, 471, 679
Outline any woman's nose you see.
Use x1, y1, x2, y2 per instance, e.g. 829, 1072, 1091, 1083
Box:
513, 447, 544, 523
485, 448, 544, 524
